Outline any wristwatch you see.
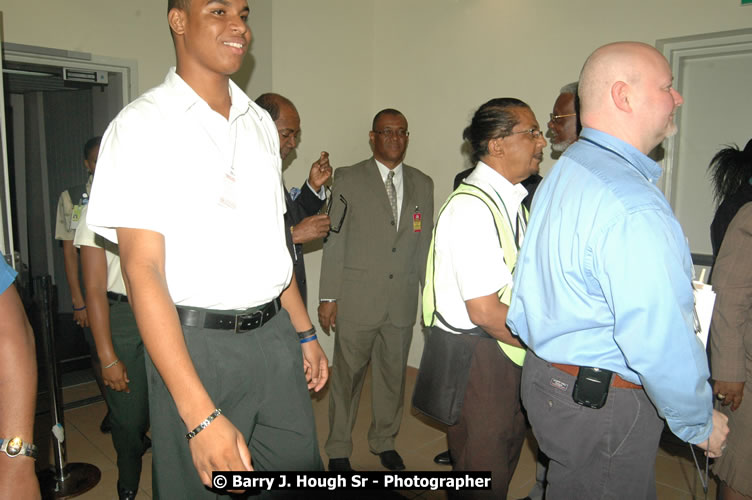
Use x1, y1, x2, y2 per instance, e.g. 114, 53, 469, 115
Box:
0, 437, 38, 459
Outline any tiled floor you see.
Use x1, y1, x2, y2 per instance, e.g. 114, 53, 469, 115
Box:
35, 367, 719, 499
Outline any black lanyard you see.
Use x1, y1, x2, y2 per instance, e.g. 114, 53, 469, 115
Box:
490, 187, 524, 250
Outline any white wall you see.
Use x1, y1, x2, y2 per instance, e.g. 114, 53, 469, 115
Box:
0, 0, 272, 98
3, 0, 752, 366
270, 0, 752, 366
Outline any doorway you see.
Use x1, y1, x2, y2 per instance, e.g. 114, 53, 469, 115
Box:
658, 29, 752, 270
1, 40, 136, 376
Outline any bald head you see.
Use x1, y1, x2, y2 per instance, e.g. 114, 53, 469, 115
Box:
256, 93, 301, 160
578, 42, 683, 153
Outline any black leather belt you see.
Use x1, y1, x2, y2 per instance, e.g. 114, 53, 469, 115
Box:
107, 291, 128, 303
176, 298, 281, 334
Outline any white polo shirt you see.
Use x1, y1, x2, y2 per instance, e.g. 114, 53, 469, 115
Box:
432, 161, 528, 333
87, 68, 291, 310
73, 206, 126, 296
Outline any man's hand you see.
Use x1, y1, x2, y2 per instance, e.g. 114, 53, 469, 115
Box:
103, 360, 130, 393
188, 415, 253, 492
301, 340, 329, 392
714, 380, 745, 412
308, 151, 333, 192
318, 301, 337, 334
73, 307, 89, 328
292, 215, 331, 245
695, 409, 729, 458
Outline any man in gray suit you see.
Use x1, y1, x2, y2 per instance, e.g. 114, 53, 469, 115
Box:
318, 109, 434, 472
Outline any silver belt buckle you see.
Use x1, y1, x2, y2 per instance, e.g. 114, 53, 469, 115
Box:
234, 310, 262, 333
234, 314, 244, 334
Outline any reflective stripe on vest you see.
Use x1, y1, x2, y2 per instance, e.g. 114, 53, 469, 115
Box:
422, 182, 527, 366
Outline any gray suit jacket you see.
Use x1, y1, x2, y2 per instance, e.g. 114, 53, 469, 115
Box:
320, 157, 434, 327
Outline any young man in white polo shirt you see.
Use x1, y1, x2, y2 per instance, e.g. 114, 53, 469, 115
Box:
86, 0, 328, 497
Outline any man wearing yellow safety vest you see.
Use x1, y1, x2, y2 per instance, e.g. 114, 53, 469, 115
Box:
414, 97, 546, 499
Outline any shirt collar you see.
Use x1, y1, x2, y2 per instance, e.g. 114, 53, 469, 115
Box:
466, 161, 528, 209
162, 67, 253, 123
579, 128, 663, 185
375, 158, 403, 182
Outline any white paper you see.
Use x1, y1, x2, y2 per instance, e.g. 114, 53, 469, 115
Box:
692, 281, 716, 348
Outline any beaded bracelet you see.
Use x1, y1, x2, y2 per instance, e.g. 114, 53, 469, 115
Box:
186, 409, 222, 440
297, 327, 316, 340
300, 334, 318, 345
73, 305, 87, 311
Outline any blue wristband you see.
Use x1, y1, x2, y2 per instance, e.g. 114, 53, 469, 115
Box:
300, 334, 318, 344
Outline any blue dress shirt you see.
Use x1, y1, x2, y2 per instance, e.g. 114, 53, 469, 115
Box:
507, 128, 713, 444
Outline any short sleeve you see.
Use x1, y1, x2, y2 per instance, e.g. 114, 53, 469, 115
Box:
86, 107, 167, 244
440, 195, 511, 301
0, 256, 18, 293
54, 191, 74, 241
73, 207, 103, 250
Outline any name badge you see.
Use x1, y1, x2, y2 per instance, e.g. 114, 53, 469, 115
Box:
413, 211, 422, 232
219, 172, 237, 209
70, 204, 84, 230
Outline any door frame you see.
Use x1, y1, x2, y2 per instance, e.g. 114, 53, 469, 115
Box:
1, 39, 138, 266
657, 28, 752, 204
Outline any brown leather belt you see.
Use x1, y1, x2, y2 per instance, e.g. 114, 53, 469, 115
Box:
552, 363, 642, 390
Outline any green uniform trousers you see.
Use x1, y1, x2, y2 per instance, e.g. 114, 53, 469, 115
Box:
104, 301, 149, 491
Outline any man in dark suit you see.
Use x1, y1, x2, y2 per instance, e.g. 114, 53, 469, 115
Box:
256, 93, 332, 304
318, 109, 434, 472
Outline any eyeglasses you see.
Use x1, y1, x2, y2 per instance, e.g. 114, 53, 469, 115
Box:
325, 187, 349, 233
549, 113, 576, 123
372, 129, 410, 138
505, 128, 544, 140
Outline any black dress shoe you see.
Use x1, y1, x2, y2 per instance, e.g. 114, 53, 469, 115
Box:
100, 412, 112, 434
328, 458, 353, 471
117, 481, 137, 500
433, 450, 452, 465
377, 450, 405, 471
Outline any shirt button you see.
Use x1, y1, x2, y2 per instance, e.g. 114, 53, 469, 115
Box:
391, 220, 395, 226
392, 248, 397, 253
389, 274, 394, 279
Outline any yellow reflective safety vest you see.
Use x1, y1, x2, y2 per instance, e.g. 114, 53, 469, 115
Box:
422, 182, 528, 366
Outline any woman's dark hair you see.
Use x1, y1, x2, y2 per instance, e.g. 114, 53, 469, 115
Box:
463, 98, 529, 164
709, 138, 752, 204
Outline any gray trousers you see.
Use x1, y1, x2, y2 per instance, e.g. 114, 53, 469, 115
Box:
146, 309, 323, 499
521, 351, 664, 500
325, 317, 413, 458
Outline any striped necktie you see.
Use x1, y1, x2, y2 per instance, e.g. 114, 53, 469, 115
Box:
385, 170, 398, 227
